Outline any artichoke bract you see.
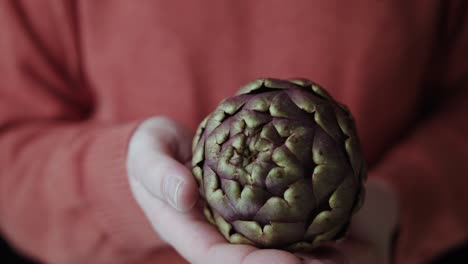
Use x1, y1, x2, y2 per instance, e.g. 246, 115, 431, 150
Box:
191, 78, 366, 251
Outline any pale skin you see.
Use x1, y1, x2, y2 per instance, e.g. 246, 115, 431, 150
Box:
127, 117, 400, 264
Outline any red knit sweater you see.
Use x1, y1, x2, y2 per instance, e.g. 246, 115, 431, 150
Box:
1, 1, 468, 263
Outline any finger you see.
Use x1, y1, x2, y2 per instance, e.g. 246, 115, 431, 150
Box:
349, 178, 399, 242
128, 117, 198, 211
132, 178, 302, 264
143, 116, 194, 162
136, 153, 198, 211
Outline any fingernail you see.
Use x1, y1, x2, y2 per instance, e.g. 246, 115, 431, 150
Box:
164, 177, 183, 210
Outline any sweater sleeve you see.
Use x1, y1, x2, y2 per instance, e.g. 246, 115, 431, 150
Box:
373, 3, 468, 263
0, 1, 163, 263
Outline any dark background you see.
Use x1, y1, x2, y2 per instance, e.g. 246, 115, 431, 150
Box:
1, 236, 467, 264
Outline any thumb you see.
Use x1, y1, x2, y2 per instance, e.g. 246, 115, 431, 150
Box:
127, 117, 199, 211
139, 154, 198, 211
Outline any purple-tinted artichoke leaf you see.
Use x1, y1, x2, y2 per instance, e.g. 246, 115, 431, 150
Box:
192, 78, 366, 251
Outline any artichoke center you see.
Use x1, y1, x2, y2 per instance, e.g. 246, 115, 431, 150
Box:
241, 134, 261, 165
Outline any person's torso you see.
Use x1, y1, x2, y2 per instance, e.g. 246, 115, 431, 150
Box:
79, 0, 438, 165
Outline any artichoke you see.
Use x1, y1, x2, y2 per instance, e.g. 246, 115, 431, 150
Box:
191, 78, 366, 251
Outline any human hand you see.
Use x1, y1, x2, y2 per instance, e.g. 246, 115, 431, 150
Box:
126, 117, 399, 264
126, 117, 326, 264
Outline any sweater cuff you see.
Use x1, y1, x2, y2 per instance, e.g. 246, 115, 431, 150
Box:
83, 121, 165, 251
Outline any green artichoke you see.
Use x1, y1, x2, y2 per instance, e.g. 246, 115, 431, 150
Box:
192, 78, 366, 251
